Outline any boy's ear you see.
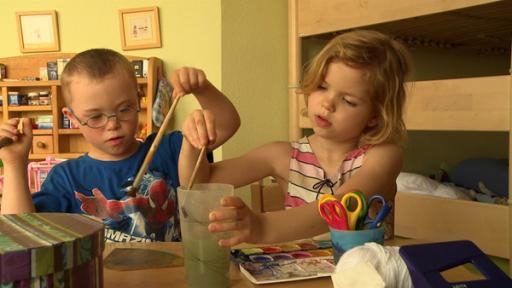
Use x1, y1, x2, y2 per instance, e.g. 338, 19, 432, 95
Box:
62, 107, 80, 127
62, 107, 72, 117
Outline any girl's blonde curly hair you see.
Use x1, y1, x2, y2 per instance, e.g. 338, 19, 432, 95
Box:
301, 30, 412, 145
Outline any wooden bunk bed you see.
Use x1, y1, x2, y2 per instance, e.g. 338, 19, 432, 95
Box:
287, 0, 512, 272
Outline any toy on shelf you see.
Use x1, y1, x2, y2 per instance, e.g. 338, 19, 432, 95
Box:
27, 156, 64, 192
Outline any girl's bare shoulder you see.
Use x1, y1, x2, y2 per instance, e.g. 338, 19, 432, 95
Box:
365, 143, 403, 167
368, 142, 402, 156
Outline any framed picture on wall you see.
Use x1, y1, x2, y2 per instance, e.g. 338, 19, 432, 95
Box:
119, 6, 161, 50
16, 10, 60, 53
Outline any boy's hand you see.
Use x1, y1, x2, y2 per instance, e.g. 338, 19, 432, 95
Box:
208, 196, 258, 247
0, 118, 33, 164
171, 67, 208, 98
181, 109, 217, 149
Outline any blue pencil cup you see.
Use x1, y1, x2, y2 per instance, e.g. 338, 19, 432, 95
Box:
330, 226, 385, 264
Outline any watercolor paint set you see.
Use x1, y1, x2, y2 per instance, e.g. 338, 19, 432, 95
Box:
231, 241, 336, 284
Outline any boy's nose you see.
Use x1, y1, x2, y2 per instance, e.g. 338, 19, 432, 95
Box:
105, 115, 121, 129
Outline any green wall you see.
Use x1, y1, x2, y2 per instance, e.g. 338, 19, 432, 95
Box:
221, 0, 288, 199
0, 1, 223, 82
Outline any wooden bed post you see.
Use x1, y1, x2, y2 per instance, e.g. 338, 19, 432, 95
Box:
509, 40, 512, 276
288, 0, 301, 141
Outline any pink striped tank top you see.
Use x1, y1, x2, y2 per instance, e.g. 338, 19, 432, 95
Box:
285, 137, 371, 208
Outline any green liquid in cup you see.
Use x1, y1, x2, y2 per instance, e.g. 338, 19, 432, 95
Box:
182, 217, 230, 288
178, 183, 234, 288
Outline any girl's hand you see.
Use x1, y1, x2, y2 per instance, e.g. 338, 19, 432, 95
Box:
181, 109, 216, 149
0, 118, 33, 164
208, 196, 257, 247
171, 67, 208, 98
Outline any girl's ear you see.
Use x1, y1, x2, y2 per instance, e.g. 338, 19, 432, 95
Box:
367, 115, 378, 127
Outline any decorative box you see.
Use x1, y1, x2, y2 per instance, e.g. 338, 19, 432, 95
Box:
0, 63, 6, 80
8, 92, 22, 106
0, 213, 105, 287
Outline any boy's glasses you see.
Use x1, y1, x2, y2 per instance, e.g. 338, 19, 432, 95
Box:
67, 106, 140, 129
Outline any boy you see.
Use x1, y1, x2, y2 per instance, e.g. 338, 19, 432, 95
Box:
0, 49, 240, 242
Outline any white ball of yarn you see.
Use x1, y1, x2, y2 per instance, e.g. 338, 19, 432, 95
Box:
335, 242, 413, 288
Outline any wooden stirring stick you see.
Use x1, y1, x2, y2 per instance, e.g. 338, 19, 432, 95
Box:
187, 146, 207, 190
126, 96, 182, 197
181, 146, 207, 222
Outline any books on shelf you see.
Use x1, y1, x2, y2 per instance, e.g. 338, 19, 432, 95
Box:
47, 61, 58, 80
132, 59, 149, 78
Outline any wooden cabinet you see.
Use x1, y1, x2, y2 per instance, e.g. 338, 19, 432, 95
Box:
32, 135, 54, 154
0, 53, 162, 160
288, 0, 511, 270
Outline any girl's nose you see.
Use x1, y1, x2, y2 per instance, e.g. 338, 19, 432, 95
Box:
321, 96, 335, 113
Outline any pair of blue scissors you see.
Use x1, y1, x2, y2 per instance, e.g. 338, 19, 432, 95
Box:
363, 194, 392, 229
318, 194, 349, 230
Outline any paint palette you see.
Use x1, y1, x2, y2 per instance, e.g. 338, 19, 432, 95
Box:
231, 241, 335, 284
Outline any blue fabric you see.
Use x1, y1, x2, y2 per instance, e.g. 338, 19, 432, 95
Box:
33, 131, 183, 242
451, 158, 508, 198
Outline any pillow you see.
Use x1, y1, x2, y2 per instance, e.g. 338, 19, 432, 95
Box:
397, 172, 472, 200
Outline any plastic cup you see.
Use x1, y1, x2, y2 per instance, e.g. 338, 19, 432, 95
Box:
178, 183, 234, 288
330, 226, 385, 264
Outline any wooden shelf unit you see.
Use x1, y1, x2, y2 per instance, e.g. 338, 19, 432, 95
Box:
289, 0, 512, 272
0, 53, 162, 160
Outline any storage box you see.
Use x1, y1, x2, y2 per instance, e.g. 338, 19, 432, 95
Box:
8, 92, 22, 106
0, 213, 104, 287
0, 63, 6, 80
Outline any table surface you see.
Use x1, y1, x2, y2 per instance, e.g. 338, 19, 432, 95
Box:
102, 239, 478, 288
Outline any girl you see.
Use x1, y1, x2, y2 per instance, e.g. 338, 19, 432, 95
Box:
179, 29, 412, 246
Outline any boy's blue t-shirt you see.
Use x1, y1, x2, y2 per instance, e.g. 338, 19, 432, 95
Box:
33, 131, 182, 242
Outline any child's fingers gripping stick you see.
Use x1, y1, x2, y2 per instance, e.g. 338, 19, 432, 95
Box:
202, 109, 217, 145
0, 118, 24, 148
17, 119, 24, 135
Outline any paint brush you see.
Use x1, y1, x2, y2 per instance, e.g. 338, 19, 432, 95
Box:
187, 146, 206, 190
125, 96, 182, 197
